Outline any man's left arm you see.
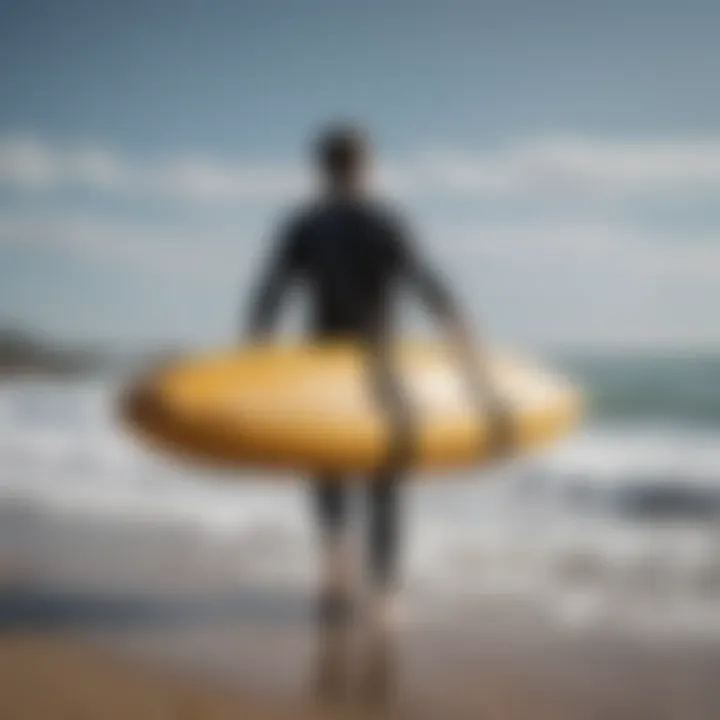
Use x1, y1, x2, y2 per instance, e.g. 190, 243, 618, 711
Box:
394, 223, 512, 455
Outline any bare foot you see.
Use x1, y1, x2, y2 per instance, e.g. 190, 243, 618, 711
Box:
318, 536, 357, 625
366, 589, 406, 635
358, 605, 399, 708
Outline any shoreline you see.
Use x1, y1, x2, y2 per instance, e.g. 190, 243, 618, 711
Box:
3, 585, 720, 719
3, 503, 720, 718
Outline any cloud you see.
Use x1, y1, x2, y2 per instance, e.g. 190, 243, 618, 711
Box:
433, 218, 720, 348
4, 210, 720, 280
2, 208, 720, 346
410, 138, 720, 197
0, 136, 307, 203
441, 219, 720, 278
4, 209, 720, 297
3, 134, 720, 204
0, 213, 251, 280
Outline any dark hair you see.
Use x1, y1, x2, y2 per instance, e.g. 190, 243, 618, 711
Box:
315, 124, 368, 182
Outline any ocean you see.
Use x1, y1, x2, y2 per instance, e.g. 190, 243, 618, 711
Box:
2, 352, 720, 639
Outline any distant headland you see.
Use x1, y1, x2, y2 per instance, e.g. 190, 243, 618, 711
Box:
0, 328, 180, 377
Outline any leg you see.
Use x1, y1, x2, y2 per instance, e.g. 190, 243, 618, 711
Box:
313, 475, 352, 622
362, 335, 410, 632
366, 472, 403, 634
313, 474, 347, 542
312, 476, 353, 700
359, 479, 401, 703
368, 473, 401, 591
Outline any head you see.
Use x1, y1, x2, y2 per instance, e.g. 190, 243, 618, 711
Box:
314, 124, 369, 196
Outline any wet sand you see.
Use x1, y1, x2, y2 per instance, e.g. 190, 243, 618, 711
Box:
3, 520, 720, 720
3, 584, 720, 720
0, 634, 293, 720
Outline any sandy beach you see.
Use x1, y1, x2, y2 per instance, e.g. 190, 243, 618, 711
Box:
2, 494, 720, 720
2, 375, 720, 719
3, 565, 720, 720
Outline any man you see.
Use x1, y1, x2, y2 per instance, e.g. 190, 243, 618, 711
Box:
246, 125, 494, 631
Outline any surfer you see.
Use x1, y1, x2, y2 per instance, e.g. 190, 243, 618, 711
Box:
246, 124, 498, 631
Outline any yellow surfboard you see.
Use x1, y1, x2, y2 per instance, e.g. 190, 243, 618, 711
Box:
120, 341, 581, 475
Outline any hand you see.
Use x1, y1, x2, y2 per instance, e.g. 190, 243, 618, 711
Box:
446, 321, 514, 459
481, 387, 513, 458
467, 355, 513, 458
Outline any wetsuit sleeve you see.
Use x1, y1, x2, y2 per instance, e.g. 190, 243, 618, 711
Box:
245, 217, 305, 337
388, 213, 512, 455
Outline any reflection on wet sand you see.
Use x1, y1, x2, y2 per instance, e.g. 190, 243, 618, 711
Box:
313, 618, 398, 713
4, 565, 720, 719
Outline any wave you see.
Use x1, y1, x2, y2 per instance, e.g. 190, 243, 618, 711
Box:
2, 374, 720, 637
558, 351, 720, 424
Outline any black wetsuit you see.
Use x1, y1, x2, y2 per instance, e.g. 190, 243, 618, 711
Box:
248, 197, 457, 587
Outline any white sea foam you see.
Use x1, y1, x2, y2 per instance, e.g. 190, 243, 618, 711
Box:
2, 379, 720, 637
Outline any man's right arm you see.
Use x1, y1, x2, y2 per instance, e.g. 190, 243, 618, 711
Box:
244, 220, 303, 339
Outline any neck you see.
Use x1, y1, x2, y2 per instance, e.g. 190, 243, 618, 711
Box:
326, 179, 363, 200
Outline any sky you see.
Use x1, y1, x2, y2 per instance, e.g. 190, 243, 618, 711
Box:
1, 0, 720, 349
